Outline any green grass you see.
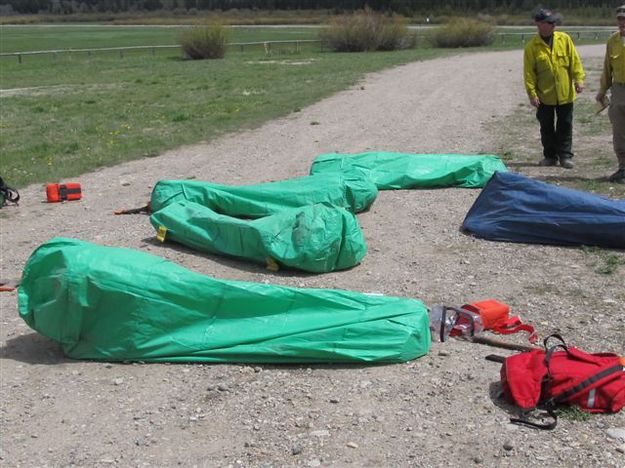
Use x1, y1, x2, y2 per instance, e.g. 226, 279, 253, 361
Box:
0, 45, 446, 187
0, 24, 613, 189
0, 25, 318, 53
582, 246, 625, 275
0, 24, 612, 54
556, 405, 591, 422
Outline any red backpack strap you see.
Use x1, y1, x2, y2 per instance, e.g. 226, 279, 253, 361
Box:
508, 334, 568, 430
464, 300, 538, 344
491, 316, 538, 343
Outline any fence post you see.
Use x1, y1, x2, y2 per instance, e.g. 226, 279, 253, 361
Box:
17, 53, 21, 64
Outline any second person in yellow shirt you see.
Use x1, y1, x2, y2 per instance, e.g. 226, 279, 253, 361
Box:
596, 5, 625, 184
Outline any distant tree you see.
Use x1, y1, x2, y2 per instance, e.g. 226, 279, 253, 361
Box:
0, 2, 15, 13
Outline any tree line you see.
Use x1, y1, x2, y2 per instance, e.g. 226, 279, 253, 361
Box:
1, 0, 621, 17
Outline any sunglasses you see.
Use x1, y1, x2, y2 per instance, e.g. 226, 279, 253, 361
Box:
430, 305, 481, 342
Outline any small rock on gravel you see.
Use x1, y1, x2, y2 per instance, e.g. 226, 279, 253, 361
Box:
606, 427, 625, 443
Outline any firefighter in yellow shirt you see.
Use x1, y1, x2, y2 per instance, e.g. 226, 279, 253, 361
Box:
596, 5, 625, 184
524, 8, 585, 169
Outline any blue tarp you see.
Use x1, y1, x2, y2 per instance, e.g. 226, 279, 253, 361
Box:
462, 172, 625, 248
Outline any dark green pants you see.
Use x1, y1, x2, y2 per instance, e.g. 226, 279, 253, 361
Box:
536, 102, 574, 161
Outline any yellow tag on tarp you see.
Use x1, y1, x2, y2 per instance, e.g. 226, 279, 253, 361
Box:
265, 257, 280, 272
156, 226, 167, 243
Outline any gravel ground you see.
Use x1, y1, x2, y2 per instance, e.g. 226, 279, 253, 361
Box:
1, 45, 624, 467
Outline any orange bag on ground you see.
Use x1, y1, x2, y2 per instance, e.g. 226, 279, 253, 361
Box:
462, 299, 537, 343
46, 183, 82, 203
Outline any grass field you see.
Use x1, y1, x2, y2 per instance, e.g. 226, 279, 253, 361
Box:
0, 25, 319, 53
0, 24, 615, 189
0, 24, 613, 54
0, 27, 450, 187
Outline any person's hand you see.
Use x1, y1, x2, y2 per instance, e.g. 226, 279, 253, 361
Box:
575, 83, 584, 93
596, 91, 606, 103
529, 96, 540, 108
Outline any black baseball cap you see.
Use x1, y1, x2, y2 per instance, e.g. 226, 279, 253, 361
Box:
534, 8, 559, 23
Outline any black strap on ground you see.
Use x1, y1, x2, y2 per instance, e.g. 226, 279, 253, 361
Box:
485, 354, 506, 363
114, 204, 150, 215
510, 408, 557, 430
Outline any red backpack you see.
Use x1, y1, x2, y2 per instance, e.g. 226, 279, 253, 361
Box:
500, 334, 625, 429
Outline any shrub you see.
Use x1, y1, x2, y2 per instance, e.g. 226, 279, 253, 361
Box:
428, 18, 495, 48
319, 8, 415, 52
180, 23, 229, 60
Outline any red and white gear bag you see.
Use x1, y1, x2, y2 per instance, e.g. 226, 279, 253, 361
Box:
500, 334, 625, 429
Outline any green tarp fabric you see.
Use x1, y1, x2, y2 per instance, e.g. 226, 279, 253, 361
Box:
151, 173, 378, 215
150, 201, 367, 273
147, 153, 504, 272
18, 238, 431, 363
310, 152, 508, 189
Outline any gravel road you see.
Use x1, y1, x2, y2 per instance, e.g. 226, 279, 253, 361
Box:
1, 44, 624, 467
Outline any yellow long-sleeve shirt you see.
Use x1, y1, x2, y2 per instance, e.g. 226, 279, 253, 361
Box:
599, 31, 625, 94
523, 31, 585, 106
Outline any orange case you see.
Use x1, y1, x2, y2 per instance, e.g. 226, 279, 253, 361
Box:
462, 299, 510, 330
46, 183, 82, 203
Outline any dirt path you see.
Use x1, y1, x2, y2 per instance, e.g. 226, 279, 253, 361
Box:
2, 45, 624, 467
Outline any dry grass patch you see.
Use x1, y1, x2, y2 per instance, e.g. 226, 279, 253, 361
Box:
319, 8, 415, 53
